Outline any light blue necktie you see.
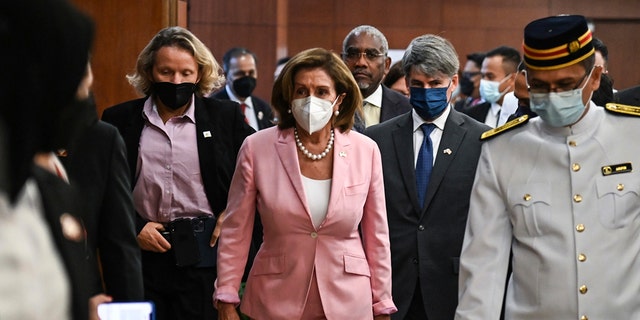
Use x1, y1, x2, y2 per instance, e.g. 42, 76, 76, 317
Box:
416, 123, 435, 208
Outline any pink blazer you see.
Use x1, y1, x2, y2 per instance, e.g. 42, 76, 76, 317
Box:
214, 127, 396, 319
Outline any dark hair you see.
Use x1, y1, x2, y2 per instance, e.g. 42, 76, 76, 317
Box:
222, 47, 258, 74
592, 37, 608, 63
276, 56, 291, 66
466, 52, 486, 69
485, 46, 521, 75
383, 61, 404, 88
272, 48, 362, 133
592, 72, 614, 106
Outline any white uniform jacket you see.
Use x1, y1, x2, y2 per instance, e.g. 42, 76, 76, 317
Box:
456, 103, 640, 319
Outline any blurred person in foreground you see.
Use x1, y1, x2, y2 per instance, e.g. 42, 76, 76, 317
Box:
0, 0, 95, 318
214, 47, 396, 319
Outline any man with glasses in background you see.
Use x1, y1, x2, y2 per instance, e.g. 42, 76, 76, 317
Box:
456, 14, 640, 320
342, 25, 412, 132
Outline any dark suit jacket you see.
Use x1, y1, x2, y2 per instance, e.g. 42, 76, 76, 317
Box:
212, 90, 274, 130
365, 109, 489, 320
379, 85, 413, 122
615, 85, 640, 106
354, 85, 413, 132
61, 120, 144, 301
461, 101, 491, 124
32, 165, 90, 320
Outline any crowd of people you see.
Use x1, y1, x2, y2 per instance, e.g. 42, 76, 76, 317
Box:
3, 0, 640, 319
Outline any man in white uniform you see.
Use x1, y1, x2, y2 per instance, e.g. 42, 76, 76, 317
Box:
456, 14, 640, 320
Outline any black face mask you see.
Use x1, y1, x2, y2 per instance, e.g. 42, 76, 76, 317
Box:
152, 82, 196, 110
232, 76, 256, 98
459, 75, 475, 97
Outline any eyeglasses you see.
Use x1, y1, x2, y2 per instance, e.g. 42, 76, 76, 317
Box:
341, 49, 386, 62
527, 69, 592, 95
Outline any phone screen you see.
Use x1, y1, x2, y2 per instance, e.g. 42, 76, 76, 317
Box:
97, 302, 155, 320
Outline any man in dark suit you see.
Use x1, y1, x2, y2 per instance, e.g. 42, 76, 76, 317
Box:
365, 34, 490, 320
616, 85, 640, 106
102, 27, 254, 320
212, 47, 274, 130
342, 25, 412, 132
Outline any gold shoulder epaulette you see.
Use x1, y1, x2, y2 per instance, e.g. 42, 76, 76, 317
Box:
480, 115, 529, 140
605, 103, 640, 116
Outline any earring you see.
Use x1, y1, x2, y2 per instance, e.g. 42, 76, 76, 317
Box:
334, 110, 340, 116
287, 109, 292, 114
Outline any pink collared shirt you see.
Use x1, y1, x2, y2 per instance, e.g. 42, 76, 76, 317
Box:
133, 97, 213, 223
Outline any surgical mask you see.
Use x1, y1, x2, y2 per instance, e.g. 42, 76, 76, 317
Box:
291, 96, 338, 134
409, 83, 450, 120
529, 68, 593, 127
459, 75, 475, 97
232, 76, 257, 98
479, 75, 511, 104
152, 82, 196, 110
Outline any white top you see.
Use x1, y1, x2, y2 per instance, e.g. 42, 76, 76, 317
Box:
0, 180, 71, 319
301, 176, 331, 228
499, 92, 520, 125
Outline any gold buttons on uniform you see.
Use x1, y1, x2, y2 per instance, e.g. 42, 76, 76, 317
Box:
569, 140, 577, 147
578, 253, 586, 262
523, 194, 532, 201
576, 224, 585, 232
579, 285, 588, 294
573, 194, 583, 202
617, 184, 625, 191
572, 163, 581, 171
581, 315, 589, 320
310, 232, 318, 239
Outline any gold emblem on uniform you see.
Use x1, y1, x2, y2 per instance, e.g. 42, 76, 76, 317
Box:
601, 162, 632, 176
480, 115, 529, 140
568, 40, 580, 53
605, 103, 640, 116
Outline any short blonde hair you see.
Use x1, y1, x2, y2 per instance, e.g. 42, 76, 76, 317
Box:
127, 26, 224, 96
272, 48, 362, 133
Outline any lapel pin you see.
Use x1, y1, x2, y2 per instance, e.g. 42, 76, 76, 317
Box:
203, 131, 212, 138
56, 149, 68, 157
339, 151, 347, 157
443, 148, 452, 155
60, 213, 84, 242
258, 111, 264, 120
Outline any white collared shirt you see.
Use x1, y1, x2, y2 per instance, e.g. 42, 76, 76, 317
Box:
412, 105, 450, 167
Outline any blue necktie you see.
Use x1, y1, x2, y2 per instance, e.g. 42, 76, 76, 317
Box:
416, 123, 435, 208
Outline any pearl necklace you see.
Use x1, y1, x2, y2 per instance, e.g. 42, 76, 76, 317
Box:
294, 127, 334, 160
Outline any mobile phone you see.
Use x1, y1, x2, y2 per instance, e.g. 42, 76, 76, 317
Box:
97, 301, 155, 320
169, 218, 200, 266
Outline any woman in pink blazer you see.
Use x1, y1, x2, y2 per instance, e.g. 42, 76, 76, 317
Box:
214, 48, 396, 319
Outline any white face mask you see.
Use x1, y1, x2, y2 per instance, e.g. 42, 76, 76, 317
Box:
479, 75, 511, 104
291, 96, 338, 134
